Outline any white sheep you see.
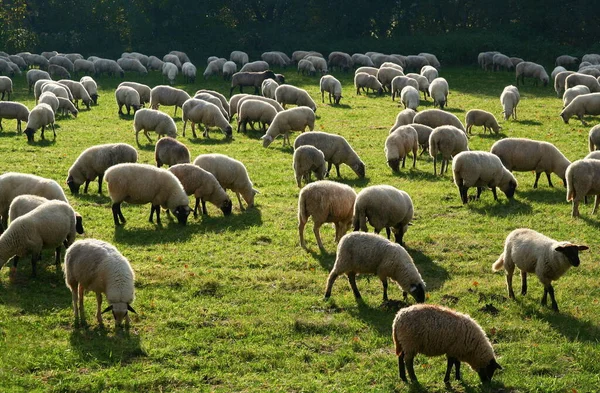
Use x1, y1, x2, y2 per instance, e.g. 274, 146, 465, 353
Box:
67, 143, 138, 194
319, 75, 342, 105
589, 124, 600, 151
261, 51, 287, 67
274, 85, 317, 112
351, 53, 375, 67
26, 69, 50, 92
163, 54, 182, 70
261, 107, 315, 147
563, 85, 590, 108
0, 101, 30, 133
168, 164, 232, 217
149, 85, 191, 117
404, 55, 430, 72
38, 91, 59, 113
297, 59, 316, 76
305, 56, 327, 74
169, 50, 190, 65
133, 108, 178, 145
406, 73, 430, 100
181, 62, 197, 83
117, 57, 148, 75
413, 109, 466, 132
392, 108, 417, 128
393, 304, 502, 384
492, 228, 588, 312
400, 86, 420, 110
39, 81, 72, 101
516, 61, 549, 86
105, 163, 191, 226
293, 131, 366, 179
354, 72, 383, 95
193, 92, 229, 120
411, 123, 434, 156
64, 238, 136, 327
57, 97, 78, 118
222, 61, 237, 81
452, 151, 517, 203
324, 232, 425, 303
391, 76, 419, 101
261, 78, 279, 100
236, 95, 283, 118
118, 81, 150, 106
115, 86, 141, 115
48, 64, 70, 80
560, 93, 600, 125
566, 158, 600, 217
500, 85, 520, 120
292, 145, 326, 187
147, 56, 164, 71
385, 125, 419, 172
554, 71, 575, 97
377, 67, 404, 93
162, 62, 178, 85
80, 76, 99, 104
57, 79, 93, 109
428, 77, 449, 108
155, 136, 190, 168
551, 66, 567, 82
490, 138, 570, 188
420, 65, 439, 83
8, 195, 84, 238
565, 73, 600, 93
93, 58, 124, 77
297, 180, 356, 251
355, 66, 378, 76
193, 153, 258, 211
239, 60, 269, 73
0, 76, 12, 100
328, 51, 353, 71
419, 52, 441, 69
237, 99, 277, 134
429, 125, 469, 175
230, 51, 249, 66
465, 109, 501, 135
556, 55, 579, 68
24, 103, 55, 142
492, 53, 514, 71
74, 59, 95, 75
181, 98, 232, 139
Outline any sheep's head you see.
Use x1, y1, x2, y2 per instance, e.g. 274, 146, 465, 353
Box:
102, 303, 136, 328
554, 243, 589, 267
387, 158, 400, 173
559, 110, 569, 124
75, 214, 84, 234
172, 205, 191, 225
353, 161, 366, 178
477, 359, 502, 383
220, 199, 233, 216
502, 179, 518, 199
224, 125, 233, 139
66, 175, 81, 194
260, 134, 273, 148
409, 283, 426, 303
91, 93, 99, 105
24, 127, 35, 142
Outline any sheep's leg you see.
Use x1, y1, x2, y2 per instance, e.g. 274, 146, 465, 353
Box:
401, 155, 406, 168
334, 164, 341, 177
454, 359, 461, 380
521, 271, 527, 295
440, 159, 446, 175
321, 90, 324, 103
406, 356, 418, 382
572, 198, 580, 218
380, 278, 388, 302
324, 272, 338, 299
173, 106, 178, 117
325, 162, 332, 177
592, 196, 600, 215
433, 156, 437, 175
398, 352, 407, 382
75, 283, 84, 323
112, 203, 125, 225
347, 272, 361, 299
83, 180, 90, 194
545, 172, 554, 187
0, 119, 3, 130
201, 199, 208, 215
313, 223, 325, 251
30, 254, 38, 277
444, 357, 454, 383
95, 292, 103, 325
412, 151, 416, 168
41, 125, 45, 140
506, 267, 515, 299
149, 204, 161, 225
54, 246, 61, 267
489, 187, 497, 201
97, 174, 104, 194
385, 227, 391, 240
51, 123, 56, 139
544, 284, 559, 312
143, 130, 153, 143
458, 184, 468, 204
533, 172, 541, 188
299, 219, 307, 249
235, 192, 245, 211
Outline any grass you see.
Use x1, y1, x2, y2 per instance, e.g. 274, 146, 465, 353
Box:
0, 65, 599, 393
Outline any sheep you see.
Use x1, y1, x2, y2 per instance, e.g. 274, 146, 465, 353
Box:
162, 62, 178, 85
117, 81, 150, 106
133, 108, 177, 145
579, 66, 600, 78
381, 62, 404, 72
115, 85, 141, 116
562, 85, 590, 108
0, 200, 80, 277
293, 131, 365, 179
452, 151, 517, 203
585, 151, 600, 160
409, 123, 434, 156
0, 59, 15, 76
0, 102, 29, 133
319, 75, 342, 105
41, 82, 73, 102
352, 185, 413, 245
305, 56, 328, 74
418, 52, 441, 69
117, 57, 148, 75
492, 53, 514, 71
195, 89, 230, 116
354, 72, 383, 95
229, 93, 250, 118
328, 51, 353, 72
181, 98, 232, 139
29, 54, 49, 70
516, 61, 549, 86
565, 158, 600, 217
420, 65, 439, 83
429, 125, 469, 175
222, 61, 237, 80
297, 180, 356, 251
560, 93, 600, 125
193, 153, 258, 211
392, 109, 417, 128
8, 55, 27, 70
261, 107, 315, 147
400, 86, 420, 110
149, 85, 190, 117
377, 67, 404, 93
393, 304, 502, 384
48, 63, 72, 80
147, 56, 164, 71
582, 54, 600, 64
193, 92, 229, 120
385, 125, 419, 172
202, 59, 222, 80
413, 109, 466, 132
237, 95, 284, 118
491, 138, 570, 188
239, 60, 269, 73
292, 145, 326, 187
24, 103, 55, 142
465, 109, 501, 135
67, 143, 138, 194
554, 71, 576, 97
406, 73, 430, 100
26, 69, 51, 93
169, 50, 190, 65
237, 99, 277, 134
41, 51, 58, 59
556, 55, 579, 69
551, 66, 567, 82
163, 54, 182, 70
155, 136, 190, 168
492, 228, 588, 312
74, 59, 95, 75
371, 53, 404, 68
261, 51, 287, 67
274, 85, 317, 112
0, 76, 12, 100
298, 59, 316, 76
179, 62, 196, 83
64, 238, 136, 327
261, 78, 279, 100
168, 164, 232, 217
325, 231, 425, 304
351, 53, 375, 67
500, 85, 520, 120
391, 76, 419, 101
57, 79, 93, 109
428, 77, 449, 109
94, 58, 124, 77
229, 70, 277, 97
589, 124, 600, 151
355, 66, 378, 76
38, 91, 59, 113
80, 76, 99, 104
565, 73, 600, 93
230, 50, 249, 66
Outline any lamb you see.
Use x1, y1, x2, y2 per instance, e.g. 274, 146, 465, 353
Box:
491, 138, 570, 188
293, 131, 366, 179
64, 238, 136, 327
392, 304, 502, 384
0, 172, 68, 231
324, 232, 425, 303
94, 58, 124, 78
429, 125, 469, 175
147, 56, 164, 71
391, 76, 419, 101
80, 76, 99, 104
193, 153, 258, 211
0, 76, 12, 100
38, 91, 59, 113
118, 81, 150, 106
410, 123, 434, 156
115, 85, 141, 115
237, 99, 277, 134
261, 78, 279, 100
74, 59, 95, 75
589, 124, 600, 151
554, 71, 576, 97
297, 59, 316, 76
133, 108, 178, 145
292, 145, 326, 187
168, 164, 232, 217
465, 109, 501, 135
0, 200, 80, 277
565, 73, 600, 93
500, 85, 520, 120
155, 136, 190, 168
319, 75, 342, 105
563, 85, 590, 108
239, 60, 269, 73
230, 51, 249, 66
353, 185, 413, 245
261, 107, 315, 147
274, 85, 317, 112
392, 109, 417, 128
377, 67, 404, 93
556, 55, 579, 69
0, 102, 29, 133
452, 151, 517, 203
428, 77, 449, 109
67, 143, 138, 194
222, 61, 237, 80
181, 62, 196, 83
24, 103, 55, 142
560, 93, 600, 125
492, 228, 588, 312
57, 79, 93, 109
354, 72, 383, 95
400, 86, 420, 110
413, 109, 466, 132
26, 69, 51, 92
162, 62, 178, 85
149, 85, 190, 117
229, 70, 277, 96
181, 98, 232, 139
566, 158, 600, 217
297, 180, 356, 251
516, 61, 549, 86
385, 125, 419, 172
117, 58, 147, 75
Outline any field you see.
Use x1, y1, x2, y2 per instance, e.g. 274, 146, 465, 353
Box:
0, 65, 599, 393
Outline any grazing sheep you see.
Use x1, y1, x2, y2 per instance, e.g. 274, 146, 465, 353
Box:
556, 55, 579, 69
565, 73, 600, 93
57, 79, 92, 109
292, 145, 326, 188
274, 85, 317, 112
420, 65, 439, 83
105, 163, 191, 226
0, 76, 12, 100
162, 54, 182, 70
94, 58, 124, 77
566, 158, 600, 217
193, 153, 258, 211
80, 76, 99, 104
181, 98, 232, 139
413, 109, 466, 132
404, 55, 430, 72
237, 99, 277, 134
351, 53, 375, 67
492, 53, 514, 71
353, 185, 413, 245
465, 109, 501, 135
228, 93, 250, 118
0, 59, 15, 76
491, 138, 570, 188
117, 58, 148, 75
55, 97, 77, 118
181, 62, 196, 83
193, 92, 229, 120
222, 61, 237, 81
554, 71, 576, 97
392, 109, 417, 128
8, 55, 27, 70
26, 69, 51, 93
325, 232, 425, 303
393, 304, 502, 384
560, 93, 600, 125
452, 151, 517, 203
563, 85, 590, 108
516, 61, 549, 86
65, 239, 136, 327
261, 78, 279, 100
319, 75, 342, 105
230, 51, 249, 66
294, 131, 365, 179
371, 53, 404, 68
304, 56, 328, 74
229, 70, 277, 96
74, 59, 95, 75
297, 59, 316, 76
429, 77, 449, 109
147, 56, 164, 71
38, 91, 59, 113
381, 62, 404, 72
40, 82, 73, 103
429, 125, 469, 175
48, 64, 71, 80
400, 86, 420, 110
41, 51, 58, 60
391, 76, 419, 101
355, 66, 378, 76
154, 136, 190, 168
29, 54, 50, 70
328, 51, 353, 72
418, 53, 441, 69
133, 108, 177, 145
118, 81, 150, 106
585, 151, 600, 160
237, 95, 284, 118
0, 102, 29, 133
492, 228, 588, 312
500, 85, 520, 120
162, 62, 178, 85
67, 143, 138, 194
261, 51, 287, 67
406, 73, 430, 100
551, 66, 567, 82
115, 86, 141, 115
377, 67, 404, 93
410, 123, 434, 156
239, 60, 269, 73
354, 72, 383, 95
385, 125, 419, 172
149, 85, 190, 117
589, 124, 600, 151
261, 107, 315, 147
168, 164, 232, 217
297, 180, 356, 251
23, 103, 55, 142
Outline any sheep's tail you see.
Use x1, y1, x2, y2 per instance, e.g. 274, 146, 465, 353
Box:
298, 194, 309, 223
566, 168, 575, 201
492, 253, 505, 272
589, 135, 595, 153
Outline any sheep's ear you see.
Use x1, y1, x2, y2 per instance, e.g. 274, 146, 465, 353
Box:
252, 188, 260, 195
577, 245, 589, 251
127, 304, 137, 314
409, 284, 417, 293
102, 305, 113, 314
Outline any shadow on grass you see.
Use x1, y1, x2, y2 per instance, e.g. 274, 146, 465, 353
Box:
307, 247, 336, 271
444, 107, 465, 115
521, 305, 600, 343
186, 135, 233, 145
0, 130, 18, 138
517, 186, 567, 204
69, 326, 147, 364
406, 247, 449, 293
516, 119, 543, 126
71, 190, 112, 203
470, 131, 505, 140
466, 195, 533, 216
118, 113, 135, 120
29, 137, 57, 146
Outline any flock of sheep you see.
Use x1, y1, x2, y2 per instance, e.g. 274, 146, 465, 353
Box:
0, 47, 598, 386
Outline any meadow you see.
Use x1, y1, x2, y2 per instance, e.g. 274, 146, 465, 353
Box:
0, 64, 599, 393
